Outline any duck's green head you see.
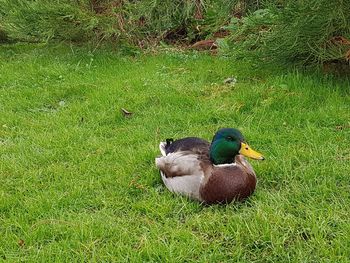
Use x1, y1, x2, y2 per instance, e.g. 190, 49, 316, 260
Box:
209, 128, 264, 165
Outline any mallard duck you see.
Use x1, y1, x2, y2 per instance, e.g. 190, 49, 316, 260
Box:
155, 128, 264, 204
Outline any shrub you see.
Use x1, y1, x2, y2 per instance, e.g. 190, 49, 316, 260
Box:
227, 0, 350, 68
0, 0, 120, 42
0, 0, 241, 45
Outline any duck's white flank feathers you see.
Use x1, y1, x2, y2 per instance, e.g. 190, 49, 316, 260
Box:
155, 150, 204, 201
160, 171, 203, 201
156, 152, 203, 177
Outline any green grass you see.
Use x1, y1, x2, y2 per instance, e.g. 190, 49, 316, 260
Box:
0, 43, 349, 262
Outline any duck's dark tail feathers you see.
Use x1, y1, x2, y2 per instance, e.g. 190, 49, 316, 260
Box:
166, 138, 173, 147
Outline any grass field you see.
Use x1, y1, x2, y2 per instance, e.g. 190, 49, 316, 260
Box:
0, 44, 349, 262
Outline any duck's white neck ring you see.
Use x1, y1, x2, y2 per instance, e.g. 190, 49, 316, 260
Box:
213, 163, 237, 168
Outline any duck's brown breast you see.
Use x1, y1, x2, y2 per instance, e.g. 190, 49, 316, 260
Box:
199, 165, 256, 204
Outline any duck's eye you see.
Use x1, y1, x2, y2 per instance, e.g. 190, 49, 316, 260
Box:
226, 136, 234, 141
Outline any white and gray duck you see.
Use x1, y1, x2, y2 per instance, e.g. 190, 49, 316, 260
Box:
155, 128, 264, 204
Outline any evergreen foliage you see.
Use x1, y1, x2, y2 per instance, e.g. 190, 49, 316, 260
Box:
0, 0, 119, 42
227, 0, 350, 68
1, 0, 349, 69
0, 0, 238, 44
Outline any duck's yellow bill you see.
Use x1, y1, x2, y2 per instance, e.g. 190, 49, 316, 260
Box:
239, 142, 265, 160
